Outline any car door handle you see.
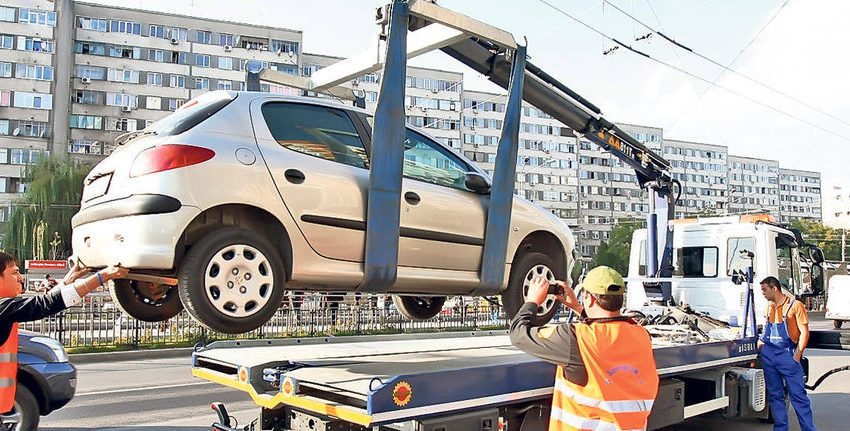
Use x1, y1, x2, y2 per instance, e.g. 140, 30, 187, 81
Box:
284, 169, 305, 184
404, 192, 420, 205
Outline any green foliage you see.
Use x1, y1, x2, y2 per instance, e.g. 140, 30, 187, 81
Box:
592, 219, 643, 275
6, 156, 92, 262
789, 219, 845, 261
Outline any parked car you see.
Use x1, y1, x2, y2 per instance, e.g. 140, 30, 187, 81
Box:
1, 331, 76, 431
71, 91, 576, 333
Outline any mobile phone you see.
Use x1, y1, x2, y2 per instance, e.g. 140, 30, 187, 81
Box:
547, 283, 564, 295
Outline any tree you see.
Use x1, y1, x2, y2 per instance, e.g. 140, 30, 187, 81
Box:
592, 219, 643, 275
789, 219, 844, 261
6, 156, 92, 262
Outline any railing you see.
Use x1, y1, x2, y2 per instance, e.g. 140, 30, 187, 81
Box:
18, 293, 513, 349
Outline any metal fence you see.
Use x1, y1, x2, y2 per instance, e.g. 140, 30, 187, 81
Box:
18, 293, 511, 349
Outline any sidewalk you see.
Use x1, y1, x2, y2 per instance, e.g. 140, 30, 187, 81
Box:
69, 347, 196, 364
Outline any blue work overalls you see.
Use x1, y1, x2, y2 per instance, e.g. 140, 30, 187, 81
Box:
760, 299, 817, 431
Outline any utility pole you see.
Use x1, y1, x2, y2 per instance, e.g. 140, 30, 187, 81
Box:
842, 229, 846, 262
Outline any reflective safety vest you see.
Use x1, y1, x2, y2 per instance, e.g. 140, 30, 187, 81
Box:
0, 323, 18, 414
550, 320, 658, 431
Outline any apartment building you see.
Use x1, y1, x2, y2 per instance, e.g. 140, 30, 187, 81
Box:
662, 139, 728, 218
778, 168, 821, 223
727, 155, 780, 216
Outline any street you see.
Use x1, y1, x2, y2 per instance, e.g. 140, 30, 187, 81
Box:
42, 318, 849, 430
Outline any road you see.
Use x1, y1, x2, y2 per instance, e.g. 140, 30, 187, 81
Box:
42, 318, 849, 430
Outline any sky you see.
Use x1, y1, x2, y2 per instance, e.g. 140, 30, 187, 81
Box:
89, 0, 850, 217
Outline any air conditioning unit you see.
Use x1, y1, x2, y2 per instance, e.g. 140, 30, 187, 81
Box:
121, 106, 133, 112
223, 45, 232, 52
275, 48, 282, 55
287, 51, 295, 58
81, 77, 91, 84
170, 37, 179, 45
472, 109, 478, 114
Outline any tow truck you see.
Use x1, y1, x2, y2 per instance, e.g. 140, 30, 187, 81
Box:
192, 1, 791, 429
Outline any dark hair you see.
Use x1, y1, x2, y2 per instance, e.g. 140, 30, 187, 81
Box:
760, 276, 781, 289
0, 251, 18, 276
591, 293, 624, 312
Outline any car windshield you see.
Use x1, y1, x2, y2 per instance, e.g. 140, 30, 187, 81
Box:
146, 91, 236, 136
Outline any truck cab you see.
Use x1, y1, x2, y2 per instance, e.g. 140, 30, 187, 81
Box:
627, 214, 824, 326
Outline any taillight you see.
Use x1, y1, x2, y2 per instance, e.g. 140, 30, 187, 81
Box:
130, 144, 215, 177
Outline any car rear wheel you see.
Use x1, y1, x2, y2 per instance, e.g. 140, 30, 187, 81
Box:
178, 227, 286, 334
110, 279, 183, 322
13, 383, 39, 431
834, 320, 844, 329
392, 295, 446, 320
502, 252, 563, 326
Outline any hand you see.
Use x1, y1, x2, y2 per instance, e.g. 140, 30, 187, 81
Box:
793, 349, 803, 363
62, 263, 91, 285
552, 280, 582, 313
99, 265, 129, 282
526, 277, 550, 306
757, 340, 764, 352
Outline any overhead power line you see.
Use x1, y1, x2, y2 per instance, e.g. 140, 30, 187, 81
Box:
534, 0, 850, 144
601, 0, 850, 130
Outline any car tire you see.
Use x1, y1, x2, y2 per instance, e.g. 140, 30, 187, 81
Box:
502, 252, 563, 326
110, 279, 183, 322
834, 320, 843, 330
392, 295, 446, 320
178, 227, 286, 334
13, 383, 39, 431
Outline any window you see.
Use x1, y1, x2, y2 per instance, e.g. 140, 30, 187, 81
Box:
106, 93, 137, 108
146, 96, 161, 110
69, 139, 102, 155
13, 92, 52, 109
107, 68, 139, 83
146, 72, 163, 86
148, 49, 164, 62
168, 98, 185, 111
675, 247, 718, 277
197, 30, 211, 44
0, 149, 6, 162
75, 65, 105, 80
195, 54, 210, 67
110, 20, 140, 35
0, 62, 10, 78
69, 115, 103, 129
775, 236, 801, 292
195, 77, 209, 90
17, 36, 53, 52
219, 33, 234, 46
727, 237, 756, 276
401, 130, 471, 191
218, 57, 233, 70
170, 75, 185, 88
150, 25, 165, 38
170, 51, 187, 64
109, 118, 138, 132
74, 41, 105, 55
15, 121, 47, 138
19, 9, 56, 26
0, 90, 9, 107
261, 103, 368, 169
75, 90, 100, 104
217, 80, 232, 90
14, 64, 53, 80
108, 45, 141, 59
270, 39, 298, 54
0, 6, 15, 22
0, 120, 8, 135
0, 35, 12, 49
76, 16, 108, 32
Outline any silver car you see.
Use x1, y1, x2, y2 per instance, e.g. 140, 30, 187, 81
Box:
71, 91, 576, 333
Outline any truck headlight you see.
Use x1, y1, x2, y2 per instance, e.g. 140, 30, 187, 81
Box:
30, 337, 70, 363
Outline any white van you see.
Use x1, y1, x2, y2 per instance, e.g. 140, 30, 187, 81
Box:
826, 275, 850, 329
627, 215, 824, 326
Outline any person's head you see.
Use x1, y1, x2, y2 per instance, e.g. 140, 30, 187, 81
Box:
0, 251, 23, 297
580, 266, 625, 315
759, 276, 783, 302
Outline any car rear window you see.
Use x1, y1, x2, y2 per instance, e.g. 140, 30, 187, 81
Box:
148, 91, 236, 136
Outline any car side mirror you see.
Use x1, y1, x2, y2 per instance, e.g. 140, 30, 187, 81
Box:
809, 246, 825, 264
809, 264, 824, 296
464, 172, 491, 194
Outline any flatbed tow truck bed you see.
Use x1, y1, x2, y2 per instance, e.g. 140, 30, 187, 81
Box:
191, 331, 761, 430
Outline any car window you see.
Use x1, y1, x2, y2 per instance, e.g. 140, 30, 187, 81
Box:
674, 246, 718, 277
727, 237, 756, 276
261, 102, 368, 168
148, 91, 235, 136
403, 130, 471, 191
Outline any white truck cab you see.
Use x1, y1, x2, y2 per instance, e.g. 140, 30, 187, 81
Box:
627, 214, 825, 327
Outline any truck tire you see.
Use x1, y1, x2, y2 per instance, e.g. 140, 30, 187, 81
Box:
14, 383, 39, 431
110, 279, 183, 322
178, 227, 286, 334
834, 320, 843, 330
501, 252, 563, 326
392, 295, 446, 320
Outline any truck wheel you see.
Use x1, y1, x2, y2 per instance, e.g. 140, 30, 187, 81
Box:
502, 252, 563, 325
835, 320, 844, 329
110, 279, 183, 322
392, 295, 446, 320
178, 227, 286, 334
14, 383, 39, 431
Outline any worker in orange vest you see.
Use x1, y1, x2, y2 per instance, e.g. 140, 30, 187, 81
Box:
0, 251, 127, 415
510, 266, 659, 431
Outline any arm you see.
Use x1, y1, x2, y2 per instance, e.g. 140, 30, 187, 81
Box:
794, 306, 811, 363
509, 301, 576, 365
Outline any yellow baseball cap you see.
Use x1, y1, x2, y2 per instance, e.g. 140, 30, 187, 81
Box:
582, 266, 625, 296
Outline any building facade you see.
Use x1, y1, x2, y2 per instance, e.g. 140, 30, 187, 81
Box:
727, 155, 780, 216
778, 168, 821, 223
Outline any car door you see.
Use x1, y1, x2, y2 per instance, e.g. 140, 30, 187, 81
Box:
251, 100, 370, 262
397, 129, 489, 271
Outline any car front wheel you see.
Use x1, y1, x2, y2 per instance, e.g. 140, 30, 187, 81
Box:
12, 383, 39, 431
501, 252, 563, 326
110, 279, 183, 322
392, 295, 446, 320
178, 227, 286, 334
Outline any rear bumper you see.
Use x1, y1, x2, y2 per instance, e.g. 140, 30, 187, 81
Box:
72, 194, 182, 228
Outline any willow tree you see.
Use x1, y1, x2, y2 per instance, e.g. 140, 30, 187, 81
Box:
6, 156, 92, 261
